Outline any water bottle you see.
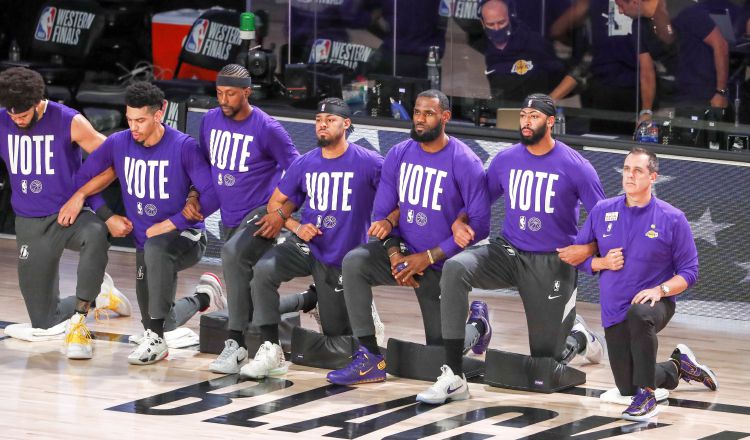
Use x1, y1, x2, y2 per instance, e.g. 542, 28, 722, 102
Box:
426, 46, 441, 90
635, 121, 659, 143
8, 39, 20, 62
554, 107, 566, 135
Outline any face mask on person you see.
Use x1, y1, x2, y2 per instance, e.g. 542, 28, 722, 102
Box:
485, 24, 512, 46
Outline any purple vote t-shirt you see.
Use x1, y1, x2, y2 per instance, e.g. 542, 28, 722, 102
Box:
487, 140, 605, 253
0, 101, 103, 217
199, 107, 299, 228
576, 195, 699, 327
278, 142, 383, 267
373, 137, 490, 267
78, 125, 218, 250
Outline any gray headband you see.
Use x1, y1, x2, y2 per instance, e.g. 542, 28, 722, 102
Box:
216, 75, 252, 88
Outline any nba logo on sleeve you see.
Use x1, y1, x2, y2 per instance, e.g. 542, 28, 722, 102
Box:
185, 19, 209, 54
35, 7, 56, 41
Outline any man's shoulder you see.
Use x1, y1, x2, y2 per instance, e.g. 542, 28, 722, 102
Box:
653, 197, 686, 219
349, 142, 383, 162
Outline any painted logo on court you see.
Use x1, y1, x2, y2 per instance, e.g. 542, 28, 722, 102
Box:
35, 7, 57, 41
19, 245, 29, 260
30, 180, 42, 193
528, 217, 542, 231
144, 204, 158, 217
322, 215, 337, 229
185, 19, 209, 54
223, 173, 235, 187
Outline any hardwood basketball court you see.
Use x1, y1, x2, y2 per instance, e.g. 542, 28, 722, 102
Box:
1, 237, 748, 439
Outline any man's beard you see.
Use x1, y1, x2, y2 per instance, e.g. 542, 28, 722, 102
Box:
18, 110, 39, 131
520, 123, 547, 145
410, 123, 442, 143
221, 105, 240, 119
317, 132, 343, 147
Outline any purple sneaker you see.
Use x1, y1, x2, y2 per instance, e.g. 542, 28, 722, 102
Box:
467, 300, 492, 355
326, 345, 386, 385
672, 344, 718, 391
622, 388, 659, 421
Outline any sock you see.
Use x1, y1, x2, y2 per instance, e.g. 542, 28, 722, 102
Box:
358, 335, 380, 355
301, 285, 318, 313
260, 324, 279, 345
444, 339, 464, 376
228, 329, 245, 348
571, 330, 588, 354
149, 318, 165, 338
75, 297, 90, 316
195, 292, 210, 311
467, 318, 486, 337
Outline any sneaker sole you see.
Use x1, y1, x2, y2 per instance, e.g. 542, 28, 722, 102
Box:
416, 388, 470, 405
240, 362, 289, 379
622, 405, 660, 422
677, 344, 719, 390
66, 348, 93, 360
209, 357, 247, 375
326, 375, 387, 386
128, 351, 169, 365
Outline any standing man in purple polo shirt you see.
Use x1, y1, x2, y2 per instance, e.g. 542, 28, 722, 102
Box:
191, 64, 304, 374
327, 89, 491, 390
431, 94, 606, 405
0, 67, 130, 360
68, 82, 225, 365
574, 147, 716, 421
237, 98, 384, 379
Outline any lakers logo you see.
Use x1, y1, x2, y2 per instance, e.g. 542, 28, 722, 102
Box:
511, 60, 534, 76
646, 225, 659, 239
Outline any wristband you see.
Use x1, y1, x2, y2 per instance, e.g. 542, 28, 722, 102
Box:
294, 224, 302, 235
384, 218, 394, 229
427, 249, 435, 265
388, 251, 399, 259
276, 208, 288, 220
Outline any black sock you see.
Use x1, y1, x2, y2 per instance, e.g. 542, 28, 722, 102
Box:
358, 335, 380, 355
260, 324, 279, 345
75, 297, 90, 316
572, 331, 588, 354
444, 339, 464, 376
195, 292, 210, 311
301, 285, 318, 313
228, 330, 245, 348
149, 318, 165, 338
468, 319, 486, 337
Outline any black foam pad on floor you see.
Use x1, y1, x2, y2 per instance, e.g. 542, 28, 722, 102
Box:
199, 311, 300, 355
290, 326, 359, 370
483, 349, 586, 393
385, 338, 485, 382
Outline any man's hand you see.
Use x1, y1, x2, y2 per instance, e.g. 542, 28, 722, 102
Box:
632, 287, 662, 307
146, 219, 176, 238
601, 247, 624, 271
710, 93, 729, 109
392, 252, 431, 288
254, 212, 284, 239
182, 196, 202, 222
557, 242, 597, 266
106, 215, 133, 237
451, 219, 475, 248
295, 223, 322, 242
368, 219, 393, 240
58, 192, 85, 227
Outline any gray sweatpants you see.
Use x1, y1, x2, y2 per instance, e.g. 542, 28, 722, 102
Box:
252, 235, 351, 336
441, 238, 578, 362
342, 240, 443, 345
16, 211, 109, 328
135, 228, 206, 331
221, 206, 276, 332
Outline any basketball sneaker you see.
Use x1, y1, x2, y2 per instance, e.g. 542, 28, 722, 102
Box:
94, 273, 132, 317
209, 339, 248, 374
196, 272, 227, 313
467, 300, 492, 354
128, 329, 168, 365
64, 313, 93, 359
372, 302, 386, 347
240, 341, 288, 379
622, 388, 659, 421
571, 314, 604, 364
326, 345, 386, 385
416, 365, 470, 405
672, 344, 718, 390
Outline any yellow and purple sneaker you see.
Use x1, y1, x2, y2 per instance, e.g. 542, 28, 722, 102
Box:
467, 300, 492, 355
326, 345, 386, 385
672, 344, 718, 391
622, 388, 659, 421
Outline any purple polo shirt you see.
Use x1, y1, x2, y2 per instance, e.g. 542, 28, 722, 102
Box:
576, 195, 699, 327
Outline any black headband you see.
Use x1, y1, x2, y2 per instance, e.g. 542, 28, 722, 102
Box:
317, 101, 351, 119
522, 95, 556, 116
216, 75, 252, 88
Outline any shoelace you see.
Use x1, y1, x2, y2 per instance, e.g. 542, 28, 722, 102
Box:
216, 342, 238, 362
93, 289, 123, 322
65, 319, 92, 344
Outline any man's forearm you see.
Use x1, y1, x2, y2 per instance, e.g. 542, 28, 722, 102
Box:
76, 168, 116, 198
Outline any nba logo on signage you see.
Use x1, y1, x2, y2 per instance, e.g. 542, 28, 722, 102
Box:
185, 19, 209, 54
309, 39, 331, 63
35, 7, 57, 41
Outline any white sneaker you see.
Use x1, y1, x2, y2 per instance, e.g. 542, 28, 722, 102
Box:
128, 331, 145, 345
196, 272, 227, 313
95, 273, 132, 317
64, 313, 93, 360
128, 329, 168, 365
572, 314, 604, 364
416, 365, 470, 405
209, 339, 248, 374
240, 341, 288, 379
371, 301, 386, 347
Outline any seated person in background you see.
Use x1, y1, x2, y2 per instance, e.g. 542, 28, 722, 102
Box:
479, 0, 566, 105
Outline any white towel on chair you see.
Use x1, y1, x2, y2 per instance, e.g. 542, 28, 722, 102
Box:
3, 319, 69, 342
